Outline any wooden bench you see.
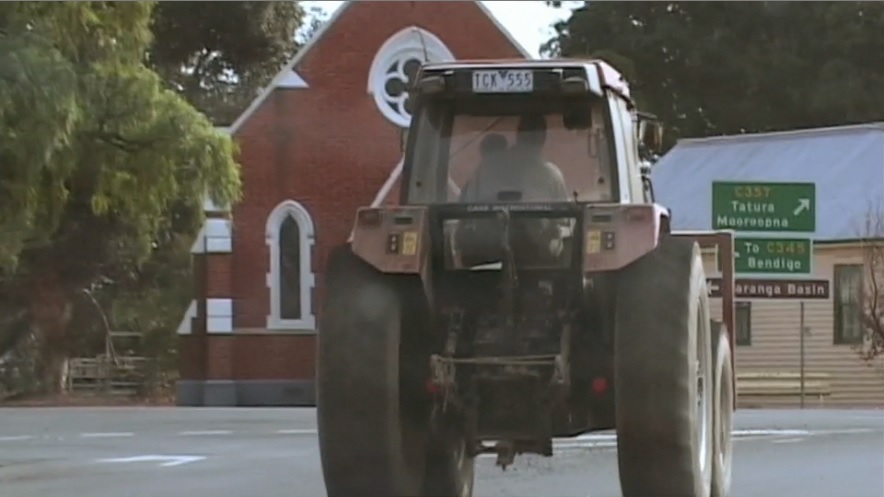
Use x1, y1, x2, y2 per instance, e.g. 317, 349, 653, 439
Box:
67, 357, 111, 392
109, 356, 150, 395
67, 356, 150, 395
737, 371, 833, 406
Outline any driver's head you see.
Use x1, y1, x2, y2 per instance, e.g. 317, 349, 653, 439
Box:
480, 133, 508, 159
516, 113, 547, 151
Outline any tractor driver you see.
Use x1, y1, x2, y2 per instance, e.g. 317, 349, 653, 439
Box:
454, 113, 572, 267
458, 112, 570, 204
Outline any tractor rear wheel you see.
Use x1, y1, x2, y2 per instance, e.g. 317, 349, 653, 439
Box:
614, 236, 714, 497
422, 433, 475, 497
711, 320, 734, 497
316, 246, 428, 497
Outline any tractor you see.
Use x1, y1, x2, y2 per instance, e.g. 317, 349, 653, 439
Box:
316, 58, 737, 497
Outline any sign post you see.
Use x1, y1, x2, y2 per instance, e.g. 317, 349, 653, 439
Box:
711, 180, 822, 409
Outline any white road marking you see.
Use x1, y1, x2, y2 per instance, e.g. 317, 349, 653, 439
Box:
772, 438, 804, 444
0, 435, 32, 442
179, 430, 232, 436
814, 428, 877, 435
573, 433, 616, 441
146, 428, 825, 439
96, 455, 206, 467
276, 429, 317, 435
80, 432, 134, 439
555, 441, 618, 450
732, 429, 809, 437
477, 428, 821, 458
3, 426, 865, 444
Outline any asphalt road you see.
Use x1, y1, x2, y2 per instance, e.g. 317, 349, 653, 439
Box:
0, 407, 882, 497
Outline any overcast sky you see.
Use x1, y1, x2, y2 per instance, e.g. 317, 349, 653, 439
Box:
300, 1, 578, 58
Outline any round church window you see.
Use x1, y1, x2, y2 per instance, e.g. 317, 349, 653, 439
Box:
379, 54, 424, 127
368, 27, 455, 128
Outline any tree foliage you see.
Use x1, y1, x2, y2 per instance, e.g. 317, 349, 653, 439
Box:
100, 3, 315, 393
148, 1, 305, 125
0, 1, 241, 394
543, 2, 884, 147
0, 26, 79, 269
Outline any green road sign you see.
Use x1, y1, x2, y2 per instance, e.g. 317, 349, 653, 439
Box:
734, 237, 812, 274
712, 181, 815, 232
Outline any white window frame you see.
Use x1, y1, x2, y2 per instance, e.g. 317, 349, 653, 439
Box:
367, 26, 455, 128
266, 200, 316, 331
833, 263, 864, 345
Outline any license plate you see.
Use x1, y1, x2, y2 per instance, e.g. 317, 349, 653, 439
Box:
471, 69, 534, 93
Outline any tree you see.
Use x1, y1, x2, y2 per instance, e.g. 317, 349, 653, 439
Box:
119, 2, 314, 394
858, 205, 884, 366
70, 2, 317, 398
0, 4, 83, 272
543, 2, 884, 148
0, 2, 241, 394
148, 1, 306, 125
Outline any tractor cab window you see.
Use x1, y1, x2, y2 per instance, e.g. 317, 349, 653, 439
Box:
405, 94, 616, 205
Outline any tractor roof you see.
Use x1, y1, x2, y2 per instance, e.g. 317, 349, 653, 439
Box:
420, 58, 630, 100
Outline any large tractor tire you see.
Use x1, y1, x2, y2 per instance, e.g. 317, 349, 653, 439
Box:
614, 236, 715, 497
317, 246, 429, 497
422, 434, 475, 497
711, 321, 734, 497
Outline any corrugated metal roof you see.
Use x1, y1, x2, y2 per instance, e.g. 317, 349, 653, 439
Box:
651, 123, 884, 241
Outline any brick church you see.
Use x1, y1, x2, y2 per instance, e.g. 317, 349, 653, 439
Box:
175, 1, 531, 406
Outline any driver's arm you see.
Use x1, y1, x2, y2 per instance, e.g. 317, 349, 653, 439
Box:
448, 177, 462, 201
543, 161, 571, 202
458, 177, 477, 203
540, 162, 574, 243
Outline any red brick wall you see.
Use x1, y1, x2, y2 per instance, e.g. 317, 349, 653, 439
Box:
178, 333, 204, 380
206, 337, 234, 380
206, 254, 233, 299
225, 1, 525, 379
233, 335, 316, 380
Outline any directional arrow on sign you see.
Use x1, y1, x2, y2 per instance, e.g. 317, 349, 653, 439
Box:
96, 455, 206, 468
793, 198, 811, 216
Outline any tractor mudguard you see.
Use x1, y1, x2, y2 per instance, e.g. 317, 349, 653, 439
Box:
350, 206, 430, 275
583, 202, 669, 272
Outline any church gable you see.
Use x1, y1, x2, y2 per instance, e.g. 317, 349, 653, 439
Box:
228, 1, 529, 135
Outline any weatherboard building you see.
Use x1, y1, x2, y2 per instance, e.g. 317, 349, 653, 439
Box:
653, 123, 884, 408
